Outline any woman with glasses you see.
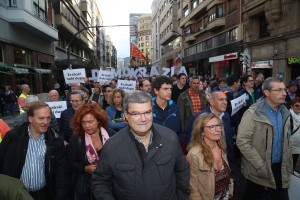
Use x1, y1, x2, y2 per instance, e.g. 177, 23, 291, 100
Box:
289, 97, 300, 169
68, 104, 115, 200
106, 88, 127, 131
186, 113, 233, 200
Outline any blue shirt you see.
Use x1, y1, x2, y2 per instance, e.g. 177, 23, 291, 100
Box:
20, 126, 47, 192
264, 102, 284, 163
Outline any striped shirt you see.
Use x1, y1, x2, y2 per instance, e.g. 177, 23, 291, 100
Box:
20, 126, 47, 192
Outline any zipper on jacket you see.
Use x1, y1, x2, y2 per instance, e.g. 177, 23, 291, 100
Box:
266, 129, 268, 150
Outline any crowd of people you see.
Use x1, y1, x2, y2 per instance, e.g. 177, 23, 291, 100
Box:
0, 73, 300, 200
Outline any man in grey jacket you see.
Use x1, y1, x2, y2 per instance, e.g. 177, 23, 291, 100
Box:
237, 77, 292, 200
92, 91, 190, 200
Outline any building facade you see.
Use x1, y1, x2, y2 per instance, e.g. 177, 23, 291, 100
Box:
242, 0, 300, 82
0, 0, 57, 93
179, 0, 243, 77
151, 0, 162, 67
137, 14, 152, 67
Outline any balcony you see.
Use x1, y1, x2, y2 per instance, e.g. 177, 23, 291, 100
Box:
179, 0, 209, 28
55, 14, 77, 35
207, 17, 225, 31
160, 31, 179, 46
0, 6, 58, 41
185, 34, 196, 43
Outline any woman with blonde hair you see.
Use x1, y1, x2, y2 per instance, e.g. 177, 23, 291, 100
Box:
186, 113, 233, 200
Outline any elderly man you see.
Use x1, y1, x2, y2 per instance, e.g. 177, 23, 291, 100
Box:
237, 77, 292, 200
0, 102, 68, 200
18, 84, 30, 114
14, 95, 60, 133
60, 90, 85, 144
92, 91, 190, 200
48, 90, 59, 102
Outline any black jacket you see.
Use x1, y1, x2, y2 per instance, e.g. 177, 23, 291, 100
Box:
0, 123, 68, 200
91, 124, 190, 200
60, 107, 75, 142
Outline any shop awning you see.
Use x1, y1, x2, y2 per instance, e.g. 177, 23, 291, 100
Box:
0, 64, 51, 74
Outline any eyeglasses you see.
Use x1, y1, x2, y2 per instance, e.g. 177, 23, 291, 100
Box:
293, 104, 300, 108
81, 120, 95, 127
105, 90, 112, 93
126, 110, 152, 118
203, 124, 222, 132
70, 100, 82, 103
269, 88, 287, 94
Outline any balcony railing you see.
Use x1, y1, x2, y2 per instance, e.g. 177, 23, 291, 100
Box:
33, 10, 57, 29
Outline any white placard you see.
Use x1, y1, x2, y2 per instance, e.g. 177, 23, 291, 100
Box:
117, 80, 136, 93
46, 101, 67, 118
231, 94, 246, 116
97, 70, 112, 84
63, 68, 86, 84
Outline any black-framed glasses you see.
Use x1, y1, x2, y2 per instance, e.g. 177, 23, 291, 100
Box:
269, 88, 287, 94
70, 99, 83, 103
203, 124, 222, 132
126, 110, 152, 118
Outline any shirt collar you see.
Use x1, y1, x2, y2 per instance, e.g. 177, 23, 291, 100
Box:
209, 107, 225, 119
264, 101, 283, 113
27, 125, 45, 140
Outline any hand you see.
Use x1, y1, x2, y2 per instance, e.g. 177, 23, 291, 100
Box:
111, 120, 116, 124
83, 77, 88, 83
257, 162, 268, 179
85, 164, 97, 174
64, 141, 69, 146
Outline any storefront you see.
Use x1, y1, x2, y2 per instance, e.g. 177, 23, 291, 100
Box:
251, 60, 273, 78
209, 52, 241, 78
287, 57, 300, 80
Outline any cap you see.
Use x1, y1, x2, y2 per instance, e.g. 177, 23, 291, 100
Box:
288, 80, 297, 88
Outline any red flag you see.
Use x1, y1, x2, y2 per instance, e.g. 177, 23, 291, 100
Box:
130, 43, 147, 60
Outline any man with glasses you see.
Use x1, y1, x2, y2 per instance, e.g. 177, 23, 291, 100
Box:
60, 90, 85, 145
237, 77, 292, 200
92, 91, 190, 200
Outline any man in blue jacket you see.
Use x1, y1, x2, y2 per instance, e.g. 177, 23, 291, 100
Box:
151, 76, 182, 144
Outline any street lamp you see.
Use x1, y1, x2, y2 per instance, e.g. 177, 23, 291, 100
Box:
66, 25, 135, 69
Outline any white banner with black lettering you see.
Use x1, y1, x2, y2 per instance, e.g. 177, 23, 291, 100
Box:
46, 101, 67, 118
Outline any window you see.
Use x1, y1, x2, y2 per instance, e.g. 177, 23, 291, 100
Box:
9, 0, 17, 6
192, 0, 197, 10
141, 43, 144, 47
146, 42, 149, 46
184, 26, 191, 36
183, 6, 189, 17
228, 0, 237, 14
208, 4, 224, 22
146, 36, 149, 40
259, 15, 270, 38
14, 47, 31, 66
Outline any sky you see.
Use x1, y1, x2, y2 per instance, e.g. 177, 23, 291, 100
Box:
97, 0, 153, 58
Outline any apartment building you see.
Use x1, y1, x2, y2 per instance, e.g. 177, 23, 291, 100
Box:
151, 0, 161, 67
137, 14, 152, 67
242, 0, 300, 81
179, 0, 243, 77
157, 0, 182, 68
0, 0, 57, 93
53, 0, 104, 83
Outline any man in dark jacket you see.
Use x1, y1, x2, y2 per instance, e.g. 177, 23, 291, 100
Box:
92, 91, 190, 200
0, 102, 68, 200
151, 76, 182, 143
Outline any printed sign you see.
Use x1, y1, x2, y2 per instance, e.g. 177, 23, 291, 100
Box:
97, 70, 112, 84
63, 68, 86, 84
231, 94, 246, 116
117, 80, 136, 93
46, 101, 67, 118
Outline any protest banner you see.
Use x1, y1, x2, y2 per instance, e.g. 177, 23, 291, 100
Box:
97, 70, 112, 84
63, 68, 86, 84
117, 80, 136, 93
45, 101, 67, 118
231, 93, 246, 116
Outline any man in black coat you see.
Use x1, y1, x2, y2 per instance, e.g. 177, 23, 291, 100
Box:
0, 102, 68, 200
92, 91, 190, 200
